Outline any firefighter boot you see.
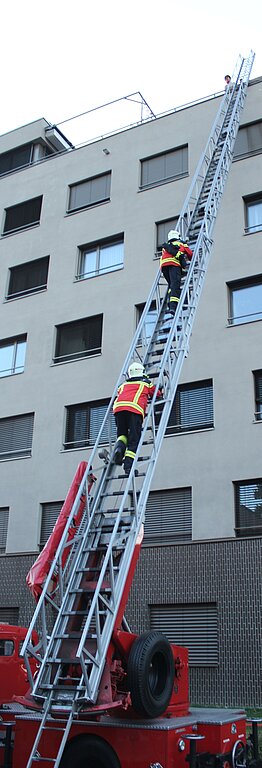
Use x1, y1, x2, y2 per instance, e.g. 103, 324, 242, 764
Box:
123, 449, 136, 476
112, 436, 127, 465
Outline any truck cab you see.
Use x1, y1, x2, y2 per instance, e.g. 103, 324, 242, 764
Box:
0, 624, 39, 704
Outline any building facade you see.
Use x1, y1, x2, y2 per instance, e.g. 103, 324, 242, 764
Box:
0, 79, 261, 706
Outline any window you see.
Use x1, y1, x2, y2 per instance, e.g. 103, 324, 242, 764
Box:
244, 195, 262, 234
167, 380, 214, 434
68, 173, 111, 212
234, 121, 262, 160
156, 217, 179, 253
144, 488, 192, 544
0, 143, 33, 176
136, 302, 158, 345
64, 400, 117, 450
0, 413, 34, 460
0, 608, 19, 624
150, 603, 218, 666
254, 370, 262, 421
0, 507, 9, 553
228, 276, 262, 325
0, 335, 26, 377
3, 196, 43, 235
235, 479, 262, 537
39, 501, 63, 549
0, 639, 14, 656
54, 315, 103, 364
140, 146, 188, 189
77, 236, 124, 279
6, 256, 49, 299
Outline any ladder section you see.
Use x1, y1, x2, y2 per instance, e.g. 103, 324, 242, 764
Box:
22, 51, 254, 768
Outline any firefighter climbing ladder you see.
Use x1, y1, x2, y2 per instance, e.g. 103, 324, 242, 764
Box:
22, 51, 254, 768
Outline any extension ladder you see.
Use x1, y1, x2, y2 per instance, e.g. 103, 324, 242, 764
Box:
22, 51, 254, 768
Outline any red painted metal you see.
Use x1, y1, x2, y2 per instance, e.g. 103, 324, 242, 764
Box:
26, 462, 96, 600
0, 625, 39, 704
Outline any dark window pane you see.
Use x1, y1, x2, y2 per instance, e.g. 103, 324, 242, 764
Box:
64, 400, 117, 449
254, 370, 262, 421
0, 144, 32, 176
54, 315, 103, 363
4, 196, 42, 234
7, 256, 49, 298
235, 480, 262, 537
0, 507, 9, 553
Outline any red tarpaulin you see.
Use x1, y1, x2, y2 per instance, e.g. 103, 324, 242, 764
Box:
26, 462, 96, 600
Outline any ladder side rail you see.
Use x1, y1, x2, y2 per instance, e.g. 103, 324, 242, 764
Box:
21, 472, 96, 656
23, 64, 251, 661
25, 46, 255, 712
77, 509, 146, 700
178, 51, 255, 240
178, 84, 239, 238
31, 476, 140, 694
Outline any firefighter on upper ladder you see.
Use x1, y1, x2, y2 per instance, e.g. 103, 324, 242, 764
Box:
161, 229, 193, 316
112, 362, 162, 476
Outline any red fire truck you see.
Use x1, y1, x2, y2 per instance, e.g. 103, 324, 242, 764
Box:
0, 51, 259, 768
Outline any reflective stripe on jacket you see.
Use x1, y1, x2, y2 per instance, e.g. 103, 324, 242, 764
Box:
113, 377, 159, 419
160, 239, 193, 270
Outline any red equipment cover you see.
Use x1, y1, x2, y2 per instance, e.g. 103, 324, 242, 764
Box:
26, 462, 96, 601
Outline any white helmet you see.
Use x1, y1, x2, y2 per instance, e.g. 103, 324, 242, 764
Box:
128, 362, 145, 378
168, 229, 180, 241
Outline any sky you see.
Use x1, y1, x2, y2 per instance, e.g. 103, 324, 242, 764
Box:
0, 0, 261, 147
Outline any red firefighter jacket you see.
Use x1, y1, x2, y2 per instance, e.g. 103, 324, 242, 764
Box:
113, 376, 162, 420
160, 238, 193, 270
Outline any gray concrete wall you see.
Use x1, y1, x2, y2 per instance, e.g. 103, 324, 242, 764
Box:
0, 82, 261, 552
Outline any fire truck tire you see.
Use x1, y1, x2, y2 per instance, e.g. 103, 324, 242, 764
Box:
60, 735, 121, 768
127, 630, 175, 718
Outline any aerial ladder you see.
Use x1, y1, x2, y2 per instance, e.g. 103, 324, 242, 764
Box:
21, 51, 255, 768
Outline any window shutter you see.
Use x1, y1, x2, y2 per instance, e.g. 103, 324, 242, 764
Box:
141, 147, 188, 188
144, 488, 192, 544
0, 507, 9, 552
89, 404, 117, 445
0, 413, 34, 459
0, 607, 19, 624
40, 501, 64, 548
169, 381, 214, 433
69, 173, 111, 211
234, 122, 262, 158
0, 143, 32, 176
8, 256, 49, 297
4, 196, 42, 233
150, 604, 218, 665
157, 219, 178, 249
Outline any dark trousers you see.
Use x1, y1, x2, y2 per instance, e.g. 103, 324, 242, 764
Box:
162, 265, 182, 311
115, 411, 143, 473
